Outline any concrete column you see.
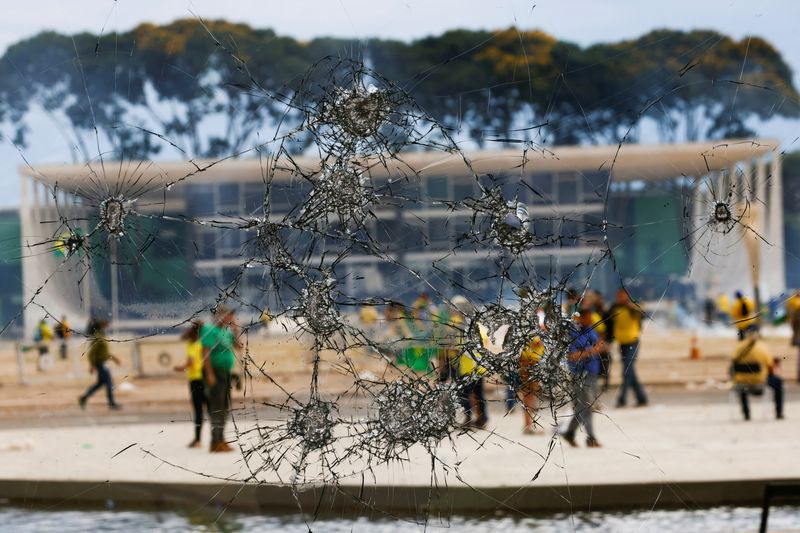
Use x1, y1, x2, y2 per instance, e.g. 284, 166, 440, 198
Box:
691, 177, 707, 232
19, 177, 34, 338
730, 163, 742, 204
755, 157, 767, 234
689, 177, 709, 285
739, 160, 752, 203
720, 167, 731, 201
767, 151, 786, 294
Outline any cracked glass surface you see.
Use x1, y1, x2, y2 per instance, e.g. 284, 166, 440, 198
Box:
3, 5, 798, 531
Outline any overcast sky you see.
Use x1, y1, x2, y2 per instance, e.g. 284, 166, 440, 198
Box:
0, 0, 798, 206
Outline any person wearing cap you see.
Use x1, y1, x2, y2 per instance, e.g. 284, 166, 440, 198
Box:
78, 318, 122, 410
559, 309, 604, 448
200, 306, 241, 452
730, 291, 757, 341
731, 327, 784, 420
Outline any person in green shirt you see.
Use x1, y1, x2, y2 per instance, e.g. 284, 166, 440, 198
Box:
200, 306, 241, 452
79, 319, 121, 410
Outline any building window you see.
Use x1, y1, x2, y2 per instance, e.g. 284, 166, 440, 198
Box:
427, 216, 451, 247
580, 171, 610, 202
187, 184, 215, 217
452, 179, 475, 201
195, 228, 217, 260
556, 173, 579, 204
220, 229, 242, 258
528, 173, 554, 203
425, 176, 449, 201
218, 183, 239, 210
243, 183, 265, 215
269, 180, 309, 213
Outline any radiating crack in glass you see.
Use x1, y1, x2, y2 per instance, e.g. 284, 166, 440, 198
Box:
8, 18, 791, 531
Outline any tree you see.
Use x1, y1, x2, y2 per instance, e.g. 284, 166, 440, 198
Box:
0, 22, 797, 160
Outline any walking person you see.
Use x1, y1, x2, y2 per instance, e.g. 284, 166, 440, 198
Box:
560, 310, 604, 448
79, 319, 121, 410
201, 306, 241, 453
55, 315, 72, 360
609, 288, 648, 408
174, 321, 206, 448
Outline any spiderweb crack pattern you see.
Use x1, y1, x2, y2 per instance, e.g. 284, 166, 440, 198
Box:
14, 25, 781, 528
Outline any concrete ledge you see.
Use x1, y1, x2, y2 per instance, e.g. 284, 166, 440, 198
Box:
1, 478, 797, 515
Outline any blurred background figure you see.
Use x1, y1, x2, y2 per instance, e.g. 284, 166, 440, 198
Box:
786, 290, 800, 381
716, 293, 731, 324
359, 304, 379, 335
34, 317, 53, 372
587, 290, 612, 392
731, 328, 784, 421
519, 334, 544, 434
609, 289, 648, 408
560, 309, 604, 448
54, 314, 71, 360
200, 306, 240, 453
174, 321, 206, 448
730, 291, 757, 340
79, 319, 121, 410
260, 310, 272, 337
703, 296, 716, 326
438, 296, 469, 385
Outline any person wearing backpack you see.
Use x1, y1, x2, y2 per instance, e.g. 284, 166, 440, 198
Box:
731, 327, 784, 420
731, 291, 757, 341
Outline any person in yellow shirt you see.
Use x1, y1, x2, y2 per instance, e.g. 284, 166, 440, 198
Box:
609, 289, 648, 408
446, 313, 489, 429
716, 293, 731, 323
35, 318, 54, 372
786, 290, 800, 382
519, 335, 544, 434
730, 291, 757, 340
175, 321, 207, 448
731, 328, 784, 420
454, 334, 489, 428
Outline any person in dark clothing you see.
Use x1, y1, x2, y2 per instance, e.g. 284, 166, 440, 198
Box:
54, 315, 71, 360
79, 319, 121, 410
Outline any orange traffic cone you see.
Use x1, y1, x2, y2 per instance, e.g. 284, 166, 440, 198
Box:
689, 333, 701, 360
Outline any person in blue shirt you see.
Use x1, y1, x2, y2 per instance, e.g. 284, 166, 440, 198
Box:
560, 309, 604, 448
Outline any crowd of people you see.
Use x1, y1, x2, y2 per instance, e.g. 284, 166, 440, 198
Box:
30, 315, 71, 371
46, 283, 791, 453
74, 306, 242, 453
377, 287, 656, 448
